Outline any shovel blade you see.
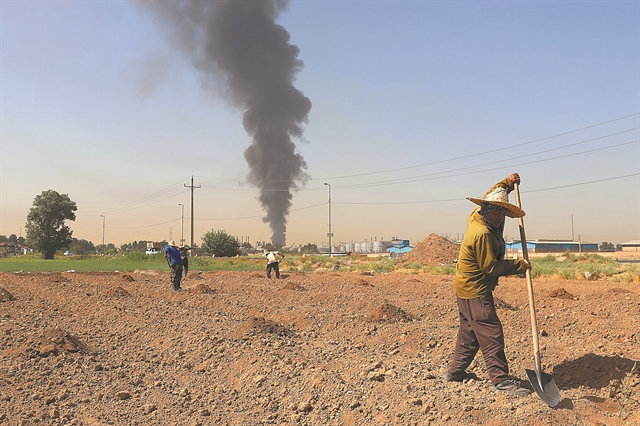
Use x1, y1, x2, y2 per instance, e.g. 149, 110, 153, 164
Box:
526, 368, 561, 407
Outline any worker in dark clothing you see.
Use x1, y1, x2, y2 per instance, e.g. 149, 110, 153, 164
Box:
164, 240, 183, 291
179, 245, 190, 277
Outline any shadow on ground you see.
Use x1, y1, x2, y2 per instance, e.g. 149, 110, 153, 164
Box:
553, 353, 639, 390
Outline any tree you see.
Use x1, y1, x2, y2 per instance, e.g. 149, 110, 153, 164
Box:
68, 238, 96, 256
300, 243, 318, 254
25, 190, 77, 259
262, 243, 282, 252
120, 240, 152, 253
599, 241, 615, 252
201, 230, 240, 257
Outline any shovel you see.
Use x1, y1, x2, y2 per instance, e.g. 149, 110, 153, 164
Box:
514, 183, 561, 407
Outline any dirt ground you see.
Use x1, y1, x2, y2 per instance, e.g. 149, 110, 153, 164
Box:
1, 268, 639, 426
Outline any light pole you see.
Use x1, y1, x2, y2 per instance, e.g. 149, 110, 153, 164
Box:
100, 215, 105, 255
178, 203, 185, 246
324, 182, 332, 256
571, 213, 574, 241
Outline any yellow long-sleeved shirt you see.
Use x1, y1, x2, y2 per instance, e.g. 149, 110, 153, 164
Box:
454, 178, 527, 298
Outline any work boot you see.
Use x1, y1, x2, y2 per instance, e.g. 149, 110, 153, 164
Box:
494, 379, 532, 396
444, 370, 469, 382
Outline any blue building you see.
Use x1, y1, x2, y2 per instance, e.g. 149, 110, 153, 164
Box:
386, 238, 412, 258
507, 239, 598, 253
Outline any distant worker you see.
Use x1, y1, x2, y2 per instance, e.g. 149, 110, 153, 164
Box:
179, 245, 190, 277
164, 240, 184, 291
265, 249, 284, 279
445, 173, 532, 397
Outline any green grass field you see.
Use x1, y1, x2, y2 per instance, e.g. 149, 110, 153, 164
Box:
0, 253, 266, 273
1, 252, 638, 281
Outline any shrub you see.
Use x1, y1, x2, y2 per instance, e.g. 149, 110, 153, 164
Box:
540, 254, 557, 262
558, 268, 576, 280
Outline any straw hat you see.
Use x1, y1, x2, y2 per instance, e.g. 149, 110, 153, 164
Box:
467, 186, 525, 218
168, 240, 177, 247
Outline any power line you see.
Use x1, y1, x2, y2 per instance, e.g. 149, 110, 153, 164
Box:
77, 190, 185, 218
191, 114, 639, 184
192, 131, 638, 193
109, 217, 180, 230
336, 139, 639, 189
334, 173, 639, 205
197, 202, 327, 221
79, 177, 190, 216
317, 113, 640, 180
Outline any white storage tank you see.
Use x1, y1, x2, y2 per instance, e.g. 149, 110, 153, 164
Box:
373, 241, 382, 252
345, 243, 353, 253
364, 242, 374, 253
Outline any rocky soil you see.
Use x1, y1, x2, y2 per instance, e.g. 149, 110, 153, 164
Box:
1, 269, 639, 426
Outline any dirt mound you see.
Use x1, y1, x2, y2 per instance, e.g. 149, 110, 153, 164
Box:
27, 329, 90, 357
47, 272, 70, 283
190, 283, 215, 294
237, 317, 295, 338
101, 286, 130, 297
355, 278, 373, 287
366, 303, 414, 323
548, 288, 575, 299
282, 281, 304, 291
0, 287, 15, 301
133, 269, 159, 275
401, 233, 459, 266
609, 287, 633, 294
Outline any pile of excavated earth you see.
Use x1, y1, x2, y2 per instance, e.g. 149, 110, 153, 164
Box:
401, 234, 460, 266
0, 267, 639, 425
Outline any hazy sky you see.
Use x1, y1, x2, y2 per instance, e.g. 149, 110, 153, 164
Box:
1, 0, 638, 248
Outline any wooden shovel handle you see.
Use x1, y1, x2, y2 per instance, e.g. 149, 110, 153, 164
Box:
514, 184, 543, 374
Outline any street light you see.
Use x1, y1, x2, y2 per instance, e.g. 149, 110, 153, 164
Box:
100, 215, 105, 256
324, 182, 332, 256
178, 203, 185, 246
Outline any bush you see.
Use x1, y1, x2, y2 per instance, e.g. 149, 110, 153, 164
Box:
200, 230, 241, 257
558, 268, 576, 280
540, 254, 558, 262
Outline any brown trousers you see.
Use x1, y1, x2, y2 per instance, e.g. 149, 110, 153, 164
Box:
447, 293, 509, 385
170, 264, 183, 290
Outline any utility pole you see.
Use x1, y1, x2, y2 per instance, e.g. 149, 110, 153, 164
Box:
178, 203, 185, 246
324, 182, 332, 256
100, 215, 105, 255
184, 176, 201, 255
571, 213, 574, 241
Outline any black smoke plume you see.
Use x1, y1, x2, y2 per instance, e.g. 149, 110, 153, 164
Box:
138, 0, 311, 245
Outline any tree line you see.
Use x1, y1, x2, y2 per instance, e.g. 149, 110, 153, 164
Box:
14, 190, 321, 259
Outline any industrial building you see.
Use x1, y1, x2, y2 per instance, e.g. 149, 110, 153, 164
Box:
620, 240, 640, 252
507, 239, 598, 254
342, 237, 411, 254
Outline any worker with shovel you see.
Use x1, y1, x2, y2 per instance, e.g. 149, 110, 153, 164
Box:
164, 240, 184, 291
445, 173, 532, 396
265, 249, 284, 279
